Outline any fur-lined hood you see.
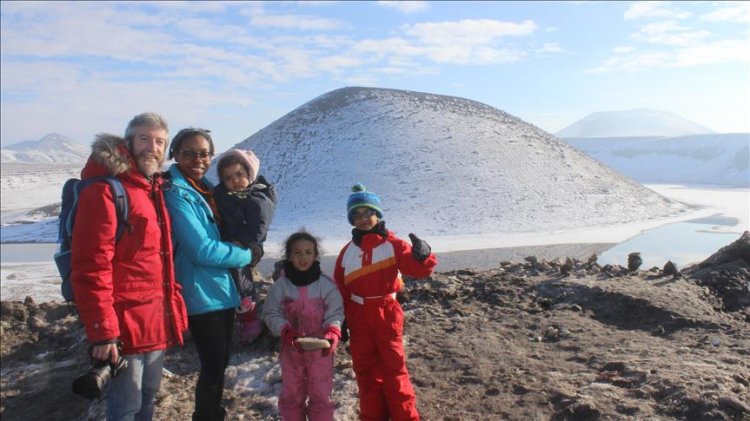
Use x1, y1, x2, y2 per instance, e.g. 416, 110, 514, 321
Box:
87, 133, 132, 176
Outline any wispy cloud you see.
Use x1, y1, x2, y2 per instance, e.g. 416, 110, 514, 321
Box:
624, 2, 691, 20
591, 2, 748, 73
631, 21, 710, 46
403, 19, 537, 45
612, 46, 635, 54
700, 3, 750, 23
377, 1, 430, 14
587, 37, 750, 73
537, 42, 564, 54
249, 12, 345, 30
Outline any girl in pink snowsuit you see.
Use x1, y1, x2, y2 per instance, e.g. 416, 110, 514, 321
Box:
262, 231, 344, 421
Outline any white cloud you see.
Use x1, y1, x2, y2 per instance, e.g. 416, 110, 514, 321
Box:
403, 19, 537, 45
631, 21, 710, 46
537, 42, 564, 54
377, 1, 430, 14
672, 39, 750, 67
613, 46, 635, 54
0, 61, 256, 144
624, 2, 690, 20
700, 3, 750, 23
587, 51, 671, 73
587, 37, 750, 73
249, 12, 344, 30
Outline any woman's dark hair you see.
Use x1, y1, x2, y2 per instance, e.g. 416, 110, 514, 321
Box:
283, 230, 323, 260
168, 128, 215, 160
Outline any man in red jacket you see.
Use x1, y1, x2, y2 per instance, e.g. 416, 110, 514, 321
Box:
71, 112, 188, 421
334, 184, 438, 421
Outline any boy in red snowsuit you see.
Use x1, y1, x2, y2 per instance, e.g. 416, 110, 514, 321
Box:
334, 184, 438, 421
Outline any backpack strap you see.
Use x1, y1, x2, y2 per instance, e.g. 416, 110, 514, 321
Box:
68, 176, 130, 243
100, 177, 131, 241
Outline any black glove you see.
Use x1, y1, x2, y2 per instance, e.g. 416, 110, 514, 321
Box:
340, 320, 350, 343
408, 233, 431, 262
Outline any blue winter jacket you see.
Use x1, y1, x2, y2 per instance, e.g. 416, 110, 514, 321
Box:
164, 164, 250, 315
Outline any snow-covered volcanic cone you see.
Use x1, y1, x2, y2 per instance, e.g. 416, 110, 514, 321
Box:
226, 87, 688, 238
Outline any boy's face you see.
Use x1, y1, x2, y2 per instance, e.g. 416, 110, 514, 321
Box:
221, 162, 251, 191
352, 207, 379, 231
289, 239, 317, 272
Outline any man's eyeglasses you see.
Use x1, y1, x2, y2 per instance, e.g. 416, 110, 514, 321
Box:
180, 150, 212, 161
353, 208, 377, 220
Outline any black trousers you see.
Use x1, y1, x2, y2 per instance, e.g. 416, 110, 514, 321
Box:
189, 308, 235, 421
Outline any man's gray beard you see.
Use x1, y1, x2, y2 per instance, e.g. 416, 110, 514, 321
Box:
137, 156, 163, 178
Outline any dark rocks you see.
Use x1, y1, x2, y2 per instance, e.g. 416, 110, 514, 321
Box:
718, 396, 750, 414
699, 231, 750, 268
663, 261, 680, 277
688, 231, 750, 311
628, 252, 643, 272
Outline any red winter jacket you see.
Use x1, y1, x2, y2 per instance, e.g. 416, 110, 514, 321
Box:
71, 134, 188, 355
334, 228, 438, 311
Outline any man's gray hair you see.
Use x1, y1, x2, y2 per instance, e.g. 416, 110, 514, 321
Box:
124, 112, 169, 141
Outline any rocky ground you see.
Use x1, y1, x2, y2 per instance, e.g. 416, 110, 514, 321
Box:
1, 233, 749, 420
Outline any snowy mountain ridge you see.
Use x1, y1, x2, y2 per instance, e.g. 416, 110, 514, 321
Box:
1, 133, 88, 164
556, 108, 714, 138
218, 87, 689, 241
565, 133, 750, 187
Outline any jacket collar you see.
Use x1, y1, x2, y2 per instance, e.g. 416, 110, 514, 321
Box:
352, 220, 389, 249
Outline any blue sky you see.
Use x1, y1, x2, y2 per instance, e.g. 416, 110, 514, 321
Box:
1, 1, 748, 152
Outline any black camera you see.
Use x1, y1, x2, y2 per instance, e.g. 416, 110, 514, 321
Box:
72, 355, 128, 399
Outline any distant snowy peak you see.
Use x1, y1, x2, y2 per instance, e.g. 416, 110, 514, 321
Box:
556, 108, 714, 138
227, 86, 687, 238
1, 133, 88, 164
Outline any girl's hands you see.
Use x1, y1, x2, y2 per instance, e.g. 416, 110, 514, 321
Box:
321, 325, 342, 357
281, 324, 305, 353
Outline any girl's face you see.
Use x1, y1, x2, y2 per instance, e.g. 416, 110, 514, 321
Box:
175, 135, 212, 181
352, 207, 379, 231
289, 239, 317, 272
220, 162, 251, 192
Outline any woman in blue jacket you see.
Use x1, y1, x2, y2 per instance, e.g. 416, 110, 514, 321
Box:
164, 127, 251, 421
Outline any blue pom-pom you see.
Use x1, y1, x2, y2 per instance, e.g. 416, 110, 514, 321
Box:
351, 183, 366, 193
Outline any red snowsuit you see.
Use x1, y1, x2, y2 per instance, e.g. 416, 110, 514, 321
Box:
334, 230, 437, 421
71, 134, 187, 355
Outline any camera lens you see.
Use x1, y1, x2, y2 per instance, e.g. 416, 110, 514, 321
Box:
72, 361, 113, 399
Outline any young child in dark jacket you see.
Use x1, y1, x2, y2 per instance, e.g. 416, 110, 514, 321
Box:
214, 149, 277, 343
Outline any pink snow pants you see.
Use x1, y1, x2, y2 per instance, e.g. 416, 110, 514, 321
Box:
279, 286, 335, 421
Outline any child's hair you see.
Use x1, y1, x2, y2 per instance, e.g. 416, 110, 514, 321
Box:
216, 149, 260, 185
283, 230, 323, 260
217, 154, 245, 179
